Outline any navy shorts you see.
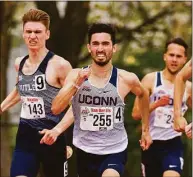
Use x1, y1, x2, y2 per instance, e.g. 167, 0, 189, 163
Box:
76, 147, 127, 177
10, 121, 67, 177
141, 136, 184, 177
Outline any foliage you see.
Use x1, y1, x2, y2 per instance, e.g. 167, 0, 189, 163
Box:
1, 1, 192, 177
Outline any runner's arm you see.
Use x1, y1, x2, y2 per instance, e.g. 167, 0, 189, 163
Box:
52, 68, 90, 115
132, 97, 159, 120
129, 73, 150, 134
174, 60, 192, 119
0, 57, 22, 115
132, 74, 151, 120
129, 73, 152, 150
0, 87, 20, 114
52, 106, 74, 134
40, 106, 74, 145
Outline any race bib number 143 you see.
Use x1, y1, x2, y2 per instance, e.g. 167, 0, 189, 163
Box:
21, 96, 45, 119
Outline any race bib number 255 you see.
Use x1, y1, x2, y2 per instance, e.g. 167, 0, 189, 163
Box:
80, 106, 114, 131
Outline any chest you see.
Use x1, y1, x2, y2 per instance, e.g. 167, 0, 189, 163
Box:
20, 63, 59, 88
88, 75, 110, 88
75, 81, 121, 106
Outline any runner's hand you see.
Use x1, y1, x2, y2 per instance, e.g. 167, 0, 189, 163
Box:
155, 95, 170, 107
39, 128, 60, 145
140, 131, 152, 151
75, 68, 91, 87
173, 117, 187, 132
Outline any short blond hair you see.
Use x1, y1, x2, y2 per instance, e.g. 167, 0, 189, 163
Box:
22, 9, 50, 29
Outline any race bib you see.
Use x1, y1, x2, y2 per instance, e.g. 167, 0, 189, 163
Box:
34, 74, 46, 91
80, 106, 114, 131
114, 106, 124, 123
20, 96, 45, 119
154, 107, 173, 128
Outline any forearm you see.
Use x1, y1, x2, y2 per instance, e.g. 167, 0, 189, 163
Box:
149, 102, 159, 113
1, 87, 20, 113
54, 117, 74, 135
138, 90, 150, 132
132, 101, 157, 120
53, 107, 74, 134
174, 74, 185, 119
52, 83, 79, 115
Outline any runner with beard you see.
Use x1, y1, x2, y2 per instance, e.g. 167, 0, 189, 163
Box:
40, 23, 152, 177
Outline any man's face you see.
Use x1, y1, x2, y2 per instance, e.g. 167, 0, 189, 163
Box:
23, 21, 50, 50
164, 43, 187, 74
87, 33, 116, 66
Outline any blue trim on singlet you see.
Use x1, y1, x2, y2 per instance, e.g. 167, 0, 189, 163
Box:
38, 51, 54, 73
156, 72, 162, 87
109, 67, 117, 87
19, 55, 29, 72
82, 66, 118, 87
83, 66, 89, 81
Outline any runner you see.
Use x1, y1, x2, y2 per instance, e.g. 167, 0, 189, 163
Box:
41, 23, 152, 177
0, 9, 72, 177
132, 38, 191, 177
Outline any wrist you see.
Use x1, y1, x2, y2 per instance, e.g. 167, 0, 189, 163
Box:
174, 113, 182, 120
72, 83, 80, 90
142, 127, 149, 133
53, 127, 62, 135
154, 101, 159, 109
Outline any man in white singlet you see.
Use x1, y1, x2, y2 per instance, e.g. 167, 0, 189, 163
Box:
40, 23, 152, 177
174, 59, 192, 139
132, 38, 191, 177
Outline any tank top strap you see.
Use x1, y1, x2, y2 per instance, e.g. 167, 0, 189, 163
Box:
156, 71, 162, 87
38, 51, 55, 74
19, 55, 29, 72
109, 67, 117, 87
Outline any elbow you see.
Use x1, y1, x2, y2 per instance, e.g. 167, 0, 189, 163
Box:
132, 111, 141, 120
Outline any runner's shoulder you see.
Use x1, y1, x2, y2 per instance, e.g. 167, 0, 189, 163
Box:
15, 56, 25, 71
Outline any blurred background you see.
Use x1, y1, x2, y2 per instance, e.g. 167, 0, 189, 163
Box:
0, 1, 192, 177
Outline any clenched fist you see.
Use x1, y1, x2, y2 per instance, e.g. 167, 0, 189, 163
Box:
75, 68, 91, 87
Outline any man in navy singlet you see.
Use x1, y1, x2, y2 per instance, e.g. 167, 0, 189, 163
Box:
0, 9, 72, 177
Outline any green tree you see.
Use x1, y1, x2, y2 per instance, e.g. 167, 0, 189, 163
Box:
1, 1, 191, 177
0, 2, 18, 177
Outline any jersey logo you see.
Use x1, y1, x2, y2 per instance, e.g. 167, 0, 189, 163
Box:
78, 94, 117, 106
169, 165, 177, 168
81, 107, 90, 116
82, 86, 91, 92
158, 90, 166, 94
108, 164, 117, 166
103, 90, 111, 93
